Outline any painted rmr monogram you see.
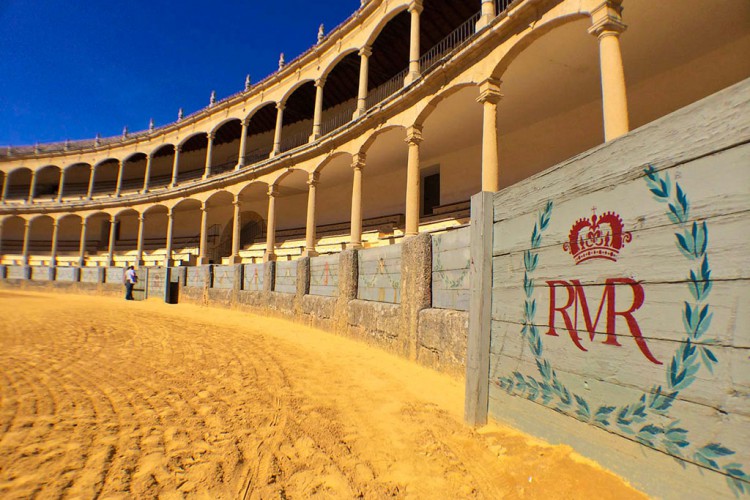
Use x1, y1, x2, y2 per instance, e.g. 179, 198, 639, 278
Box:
547, 211, 661, 365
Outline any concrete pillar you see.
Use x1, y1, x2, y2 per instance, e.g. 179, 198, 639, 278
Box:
304, 171, 319, 256
272, 103, 285, 156
171, 145, 181, 187
589, 0, 629, 141
50, 220, 60, 266
404, 0, 423, 85
86, 165, 96, 199
231, 197, 242, 263
203, 132, 215, 179
311, 78, 326, 140
106, 215, 117, 266
21, 219, 31, 266
27, 170, 37, 203
115, 159, 124, 197
237, 117, 250, 169
78, 219, 88, 267
142, 154, 153, 193
199, 204, 209, 265
57, 168, 66, 202
475, 0, 497, 31
136, 215, 145, 265
355, 47, 372, 117
405, 126, 423, 236
349, 153, 365, 248
477, 78, 503, 192
265, 185, 278, 262
165, 209, 174, 267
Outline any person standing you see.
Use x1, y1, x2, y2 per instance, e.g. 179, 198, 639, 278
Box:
124, 265, 137, 300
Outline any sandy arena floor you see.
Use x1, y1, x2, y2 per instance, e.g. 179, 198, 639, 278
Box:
0, 291, 647, 499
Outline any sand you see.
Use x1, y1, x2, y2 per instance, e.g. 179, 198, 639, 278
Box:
0, 291, 647, 499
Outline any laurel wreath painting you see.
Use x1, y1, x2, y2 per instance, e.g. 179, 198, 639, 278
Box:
497, 165, 749, 496
433, 236, 469, 290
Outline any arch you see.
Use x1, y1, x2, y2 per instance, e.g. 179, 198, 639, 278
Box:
123, 151, 147, 163
237, 180, 269, 200
359, 124, 407, 154
150, 144, 175, 157
243, 101, 278, 122
177, 131, 209, 149
142, 204, 169, 216
172, 197, 203, 212
113, 207, 141, 218
320, 47, 360, 82
279, 78, 316, 107
93, 157, 120, 169
60, 163, 92, 199
0, 215, 26, 255
28, 213, 54, 224
4, 167, 32, 201
490, 13, 588, 81
63, 161, 92, 173
57, 213, 83, 224
203, 189, 234, 207
210, 117, 242, 136
314, 151, 353, 174
269, 166, 309, 186
32, 165, 63, 200
364, 3, 410, 47
414, 82, 479, 126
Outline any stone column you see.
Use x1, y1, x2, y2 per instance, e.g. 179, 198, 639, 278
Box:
114, 159, 124, 197
50, 220, 60, 266
405, 126, 423, 236
265, 185, 278, 262
21, 219, 31, 266
78, 219, 88, 267
349, 153, 365, 249
142, 154, 153, 193
272, 103, 285, 156
311, 78, 326, 140
106, 215, 117, 266
231, 197, 242, 264
27, 170, 37, 203
589, 0, 629, 141
477, 78, 503, 192
199, 204, 209, 265
86, 164, 96, 199
57, 168, 66, 202
171, 145, 181, 187
165, 209, 174, 267
237, 117, 250, 169
135, 214, 145, 265
1, 173, 9, 202
203, 132, 215, 179
355, 47, 372, 117
475, 0, 497, 31
404, 0, 424, 85
304, 171, 319, 256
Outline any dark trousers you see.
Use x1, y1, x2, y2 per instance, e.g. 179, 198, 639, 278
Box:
125, 282, 134, 300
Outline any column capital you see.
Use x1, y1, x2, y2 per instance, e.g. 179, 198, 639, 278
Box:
315, 77, 326, 88
307, 171, 320, 186
24, 219, 30, 228
52, 219, 60, 228
241, 116, 251, 127
405, 125, 423, 146
477, 78, 503, 104
167, 208, 174, 218
138, 214, 145, 222
408, 0, 423, 14
200, 202, 208, 212
233, 196, 242, 207
276, 102, 286, 112
588, 0, 626, 37
146, 152, 153, 160
207, 131, 216, 141
81, 218, 88, 227
358, 46, 372, 58
110, 214, 117, 223
351, 153, 366, 170
175, 144, 183, 153
268, 185, 279, 197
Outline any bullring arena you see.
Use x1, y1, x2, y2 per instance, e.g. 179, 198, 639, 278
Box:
1, 0, 749, 498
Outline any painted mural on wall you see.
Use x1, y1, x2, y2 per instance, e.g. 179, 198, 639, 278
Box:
243, 263, 264, 291
494, 166, 748, 496
358, 245, 401, 304
309, 254, 339, 297
212, 265, 235, 290
275, 261, 297, 294
432, 227, 470, 311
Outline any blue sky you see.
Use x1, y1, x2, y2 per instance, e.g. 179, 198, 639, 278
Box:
0, 1, 357, 146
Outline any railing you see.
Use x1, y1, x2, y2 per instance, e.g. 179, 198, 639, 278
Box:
496, 0, 514, 16
279, 129, 310, 153
243, 147, 273, 165
366, 68, 408, 110
320, 101, 358, 136
178, 169, 205, 182
419, 12, 481, 74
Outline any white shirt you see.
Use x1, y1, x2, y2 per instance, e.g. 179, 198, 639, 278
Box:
125, 269, 137, 284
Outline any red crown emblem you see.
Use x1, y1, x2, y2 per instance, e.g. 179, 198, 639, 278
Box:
563, 211, 632, 265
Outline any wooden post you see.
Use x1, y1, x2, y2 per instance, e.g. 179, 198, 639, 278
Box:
465, 191, 494, 426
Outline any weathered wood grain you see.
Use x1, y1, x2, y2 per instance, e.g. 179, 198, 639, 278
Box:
274, 260, 297, 294
242, 263, 265, 291
309, 254, 339, 297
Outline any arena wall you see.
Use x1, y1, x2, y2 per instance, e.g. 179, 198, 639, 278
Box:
466, 78, 750, 499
